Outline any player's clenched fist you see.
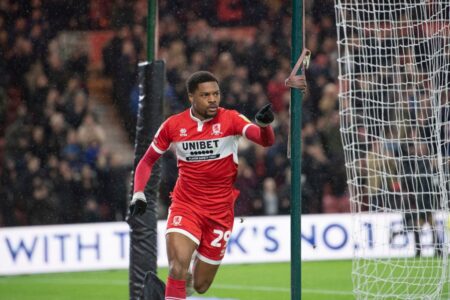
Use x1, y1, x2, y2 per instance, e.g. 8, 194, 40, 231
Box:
129, 191, 147, 216
255, 103, 274, 127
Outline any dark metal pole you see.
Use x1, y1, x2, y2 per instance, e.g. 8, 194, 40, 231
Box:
291, 1, 303, 299
147, 0, 157, 61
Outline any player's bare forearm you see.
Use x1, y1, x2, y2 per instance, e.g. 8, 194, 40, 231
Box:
245, 124, 275, 147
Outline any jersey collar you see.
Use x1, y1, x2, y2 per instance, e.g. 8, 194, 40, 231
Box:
189, 107, 213, 123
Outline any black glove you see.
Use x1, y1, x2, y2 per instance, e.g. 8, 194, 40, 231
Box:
255, 103, 274, 127
129, 192, 147, 216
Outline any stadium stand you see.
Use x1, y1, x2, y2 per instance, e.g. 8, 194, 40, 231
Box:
1, 0, 349, 227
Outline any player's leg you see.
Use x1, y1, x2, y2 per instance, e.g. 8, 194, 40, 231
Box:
191, 209, 234, 294
416, 214, 427, 257
165, 232, 197, 299
428, 212, 443, 257
191, 256, 220, 294
167, 232, 198, 279
165, 205, 202, 299
185, 251, 197, 296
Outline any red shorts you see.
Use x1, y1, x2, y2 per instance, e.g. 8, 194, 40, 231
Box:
166, 203, 234, 265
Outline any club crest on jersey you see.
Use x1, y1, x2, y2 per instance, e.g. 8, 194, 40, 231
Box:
179, 128, 187, 137
211, 123, 222, 136
172, 216, 182, 226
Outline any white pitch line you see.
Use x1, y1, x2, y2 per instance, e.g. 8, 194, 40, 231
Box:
0, 278, 126, 285
210, 284, 353, 296
0, 277, 353, 297
302, 288, 353, 296
213, 284, 289, 293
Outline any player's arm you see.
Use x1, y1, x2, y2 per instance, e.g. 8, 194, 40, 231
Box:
129, 120, 171, 216
129, 144, 162, 216
244, 104, 275, 147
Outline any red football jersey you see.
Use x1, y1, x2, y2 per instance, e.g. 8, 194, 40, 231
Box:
151, 107, 253, 211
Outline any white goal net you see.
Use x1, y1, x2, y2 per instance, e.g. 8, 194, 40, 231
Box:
334, 1, 450, 299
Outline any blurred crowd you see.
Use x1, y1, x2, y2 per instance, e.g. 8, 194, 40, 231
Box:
1, 0, 350, 227
0, 0, 129, 226
336, 6, 450, 215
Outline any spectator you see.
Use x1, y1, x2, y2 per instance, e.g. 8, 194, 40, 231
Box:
77, 113, 105, 147
29, 125, 47, 162
234, 157, 260, 216
262, 177, 279, 215
28, 177, 59, 225
1, 0, 348, 226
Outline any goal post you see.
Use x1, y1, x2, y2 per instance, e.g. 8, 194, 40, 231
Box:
291, 1, 304, 300
334, 0, 450, 299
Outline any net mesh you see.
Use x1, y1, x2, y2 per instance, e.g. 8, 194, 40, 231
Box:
334, 1, 450, 298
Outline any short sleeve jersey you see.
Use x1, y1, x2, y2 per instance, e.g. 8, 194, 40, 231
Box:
151, 107, 253, 210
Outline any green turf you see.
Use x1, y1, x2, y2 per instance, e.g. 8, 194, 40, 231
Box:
3, 260, 448, 299
0, 261, 354, 300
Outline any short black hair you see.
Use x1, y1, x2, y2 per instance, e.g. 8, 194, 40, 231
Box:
186, 71, 219, 94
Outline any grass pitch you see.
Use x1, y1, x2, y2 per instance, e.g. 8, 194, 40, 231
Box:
3, 259, 449, 299
0, 261, 353, 300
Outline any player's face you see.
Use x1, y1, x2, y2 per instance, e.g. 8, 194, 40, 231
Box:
189, 81, 221, 120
